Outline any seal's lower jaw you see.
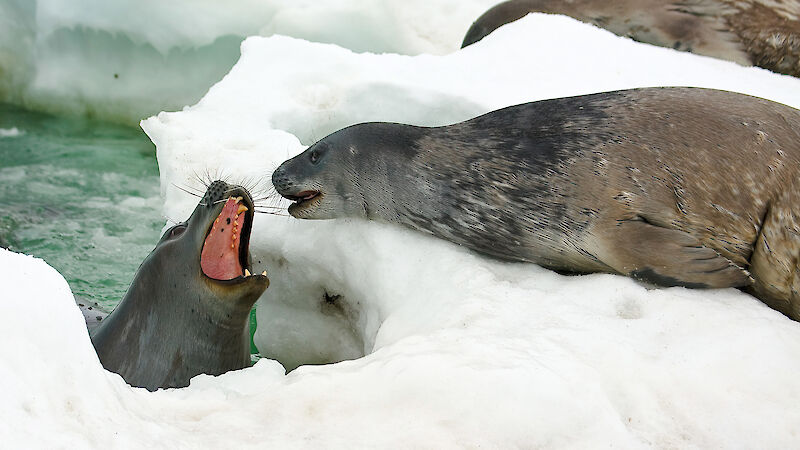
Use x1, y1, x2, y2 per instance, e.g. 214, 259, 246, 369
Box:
287, 191, 323, 218
200, 195, 267, 286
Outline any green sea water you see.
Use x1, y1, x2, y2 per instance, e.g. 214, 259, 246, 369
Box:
0, 102, 163, 309
0, 102, 259, 353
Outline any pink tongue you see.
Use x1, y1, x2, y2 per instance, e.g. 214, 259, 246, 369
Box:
201, 197, 244, 280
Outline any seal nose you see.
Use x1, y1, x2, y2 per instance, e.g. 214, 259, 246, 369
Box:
203, 180, 230, 207
271, 165, 294, 195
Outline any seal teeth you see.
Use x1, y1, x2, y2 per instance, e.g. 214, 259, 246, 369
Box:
237, 204, 248, 214
245, 269, 251, 277
261, 270, 267, 276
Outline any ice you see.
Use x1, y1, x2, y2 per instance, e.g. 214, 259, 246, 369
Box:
0, 127, 22, 137
0, 0, 496, 124
4, 10, 800, 448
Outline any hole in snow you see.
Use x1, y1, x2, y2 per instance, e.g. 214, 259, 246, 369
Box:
253, 261, 377, 372
616, 297, 643, 320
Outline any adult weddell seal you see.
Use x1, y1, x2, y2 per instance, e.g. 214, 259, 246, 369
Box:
91, 180, 269, 391
272, 87, 800, 320
461, 0, 800, 78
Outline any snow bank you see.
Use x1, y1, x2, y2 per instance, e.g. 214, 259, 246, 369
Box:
4, 228, 800, 447
0, 0, 495, 124
5, 13, 800, 448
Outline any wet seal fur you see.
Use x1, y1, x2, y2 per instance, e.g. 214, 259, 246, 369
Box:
91, 180, 269, 391
461, 0, 800, 78
273, 87, 800, 320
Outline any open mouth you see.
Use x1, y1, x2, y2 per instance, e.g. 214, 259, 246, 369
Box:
285, 190, 321, 206
285, 190, 322, 214
200, 194, 264, 282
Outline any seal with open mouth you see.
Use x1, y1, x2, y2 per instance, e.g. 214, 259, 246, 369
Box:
272, 87, 800, 321
91, 180, 269, 391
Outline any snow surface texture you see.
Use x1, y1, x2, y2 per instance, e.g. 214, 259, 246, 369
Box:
5, 12, 800, 448
0, 0, 495, 124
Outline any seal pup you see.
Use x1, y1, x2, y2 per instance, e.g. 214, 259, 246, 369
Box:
272, 87, 800, 320
461, 0, 800, 78
91, 180, 269, 391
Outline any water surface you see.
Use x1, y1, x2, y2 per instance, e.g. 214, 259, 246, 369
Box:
0, 102, 163, 310
0, 103, 262, 354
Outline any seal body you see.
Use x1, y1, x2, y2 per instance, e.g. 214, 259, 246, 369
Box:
91, 181, 269, 391
461, 0, 800, 78
273, 87, 800, 320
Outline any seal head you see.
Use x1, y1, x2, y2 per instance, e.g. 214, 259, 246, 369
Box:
273, 123, 423, 221
91, 180, 269, 391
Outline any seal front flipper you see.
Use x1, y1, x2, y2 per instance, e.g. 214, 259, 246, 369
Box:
596, 219, 751, 289
748, 182, 800, 320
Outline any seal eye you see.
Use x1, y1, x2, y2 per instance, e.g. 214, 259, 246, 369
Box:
167, 223, 187, 239
309, 149, 320, 164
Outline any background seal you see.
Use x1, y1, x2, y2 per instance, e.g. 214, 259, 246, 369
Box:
461, 0, 800, 78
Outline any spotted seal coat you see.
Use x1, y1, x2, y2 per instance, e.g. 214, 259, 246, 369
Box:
272, 87, 800, 320
91, 180, 269, 390
461, 0, 800, 78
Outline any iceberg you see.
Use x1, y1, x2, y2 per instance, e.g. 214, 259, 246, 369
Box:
0, 0, 496, 124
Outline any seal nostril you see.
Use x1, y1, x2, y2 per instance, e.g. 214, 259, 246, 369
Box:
271, 172, 295, 193
271, 168, 285, 185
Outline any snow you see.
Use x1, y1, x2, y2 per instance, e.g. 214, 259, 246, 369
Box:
4, 10, 800, 449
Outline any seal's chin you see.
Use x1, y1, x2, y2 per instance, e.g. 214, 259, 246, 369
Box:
286, 190, 323, 217
200, 195, 265, 283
